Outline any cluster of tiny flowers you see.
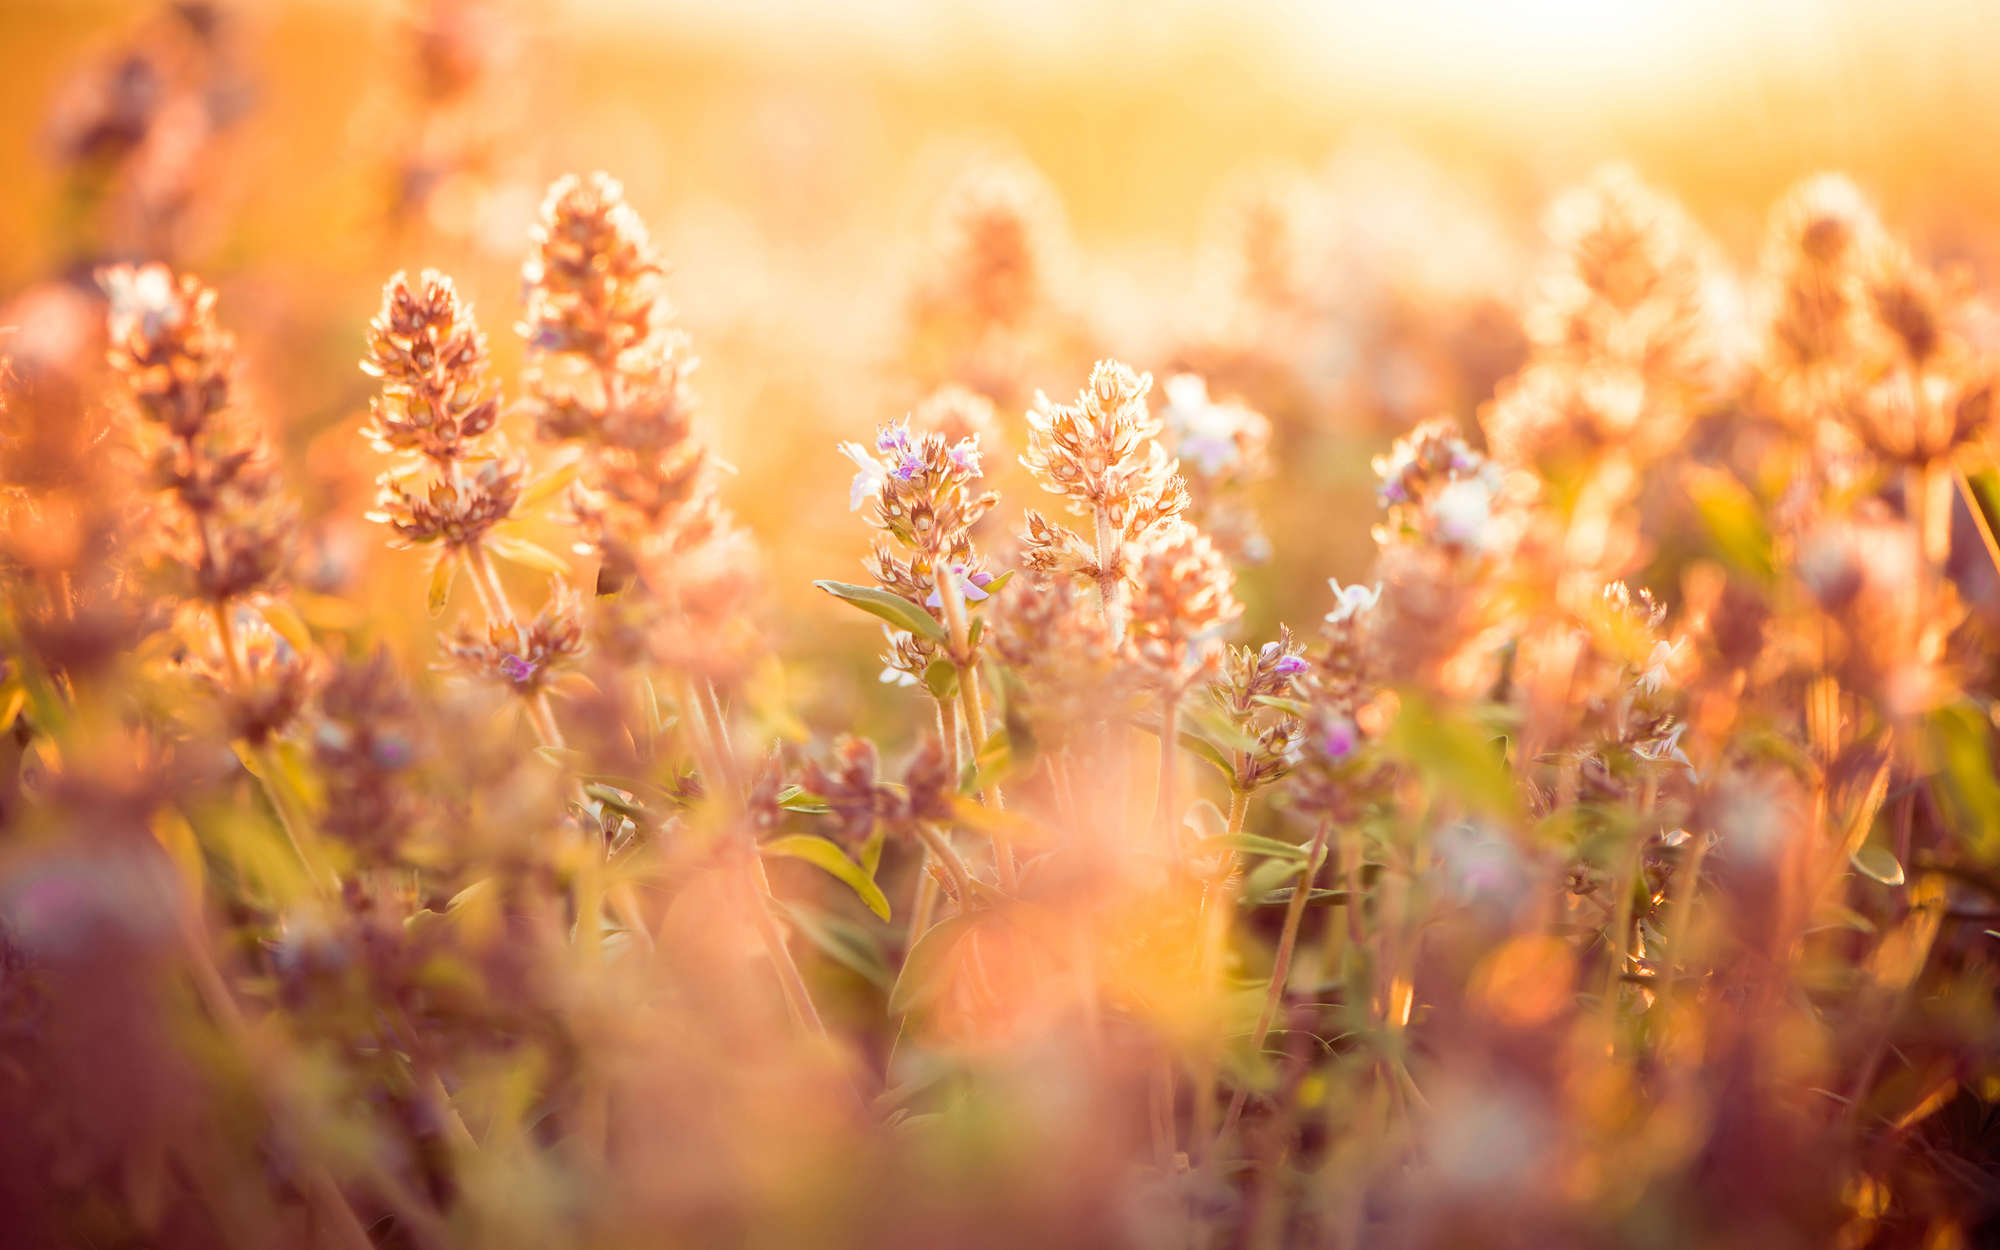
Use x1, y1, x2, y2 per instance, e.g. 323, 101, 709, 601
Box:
362, 270, 523, 551
841, 415, 1000, 684
522, 172, 757, 675
1020, 360, 1191, 633
1206, 628, 1311, 791
103, 263, 291, 605
1125, 523, 1243, 691
1157, 373, 1274, 562
103, 263, 311, 745
1312, 578, 1382, 761
1371, 417, 1513, 554
446, 581, 585, 695
311, 648, 420, 868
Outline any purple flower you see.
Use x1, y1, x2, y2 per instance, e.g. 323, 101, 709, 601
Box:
925, 565, 994, 609
1260, 640, 1308, 677
839, 441, 888, 511
499, 654, 537, 685
892, 453, 925, 482
1321, 716, 1359, 761
875, 421, 913, 457
948, 437, 983, 477
372, 735, 413, 771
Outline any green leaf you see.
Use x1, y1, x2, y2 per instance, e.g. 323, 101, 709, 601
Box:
1686, 465, 1776, 585
889, 912, 974, 1014
1131, 716, 1237, 781
1241, 857, 1307, 904
259, 600, 315, 654
427, 554, 458, 618
923, 658, 960, 701
812, 580, 946, 643
775, 784, 833, 815
1850, 843, 1906, 887
1382, 692, 1515, 818
780, 901, 894, 989
1208, 832, 1310, 862
1256, 887, 1353, 907
484, 534, 572, 576
1251, 695, 1312, 717
761, 833, 892, 920
517, 459, 580, 509
968, 726, 1012, 793
582, 783, 646, 820
1929, 701, 2000, 859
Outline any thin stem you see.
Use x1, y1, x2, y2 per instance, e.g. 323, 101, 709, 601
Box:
681, 676, 826, 1037
212, 600, 333, 892
912, 821, 976, 905
1152, 693, 1180, 852
935, 561, 1016, 890
462, 542, 570, 753
1214, 818, 1333, 1153
908, 698, 958, 946
1193, 786, 1253, 1150
1090, 506, 1127, 645
1664, 833, 1710, 992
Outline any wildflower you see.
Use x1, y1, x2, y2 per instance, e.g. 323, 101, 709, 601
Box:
524, 172, 760, 678
1430, 476, 1494, 548
446, 583, 584, 695
361, 270, 503, 465
1324, 578, 1382, 625
1127, 524, 1242, 690
840, 441, 889, 511
924, 564, 994, 609
1263, 641, 1309, 678
1159, 373, 1265, 478
1636, 639, 1679, 696
837, 408, 999, 681
1020, 360, 1190, 637
1321, 715, 1359, 761
102, 262, 291, 605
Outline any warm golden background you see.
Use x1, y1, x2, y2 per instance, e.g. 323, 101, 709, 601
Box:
7, 0, 2000, 718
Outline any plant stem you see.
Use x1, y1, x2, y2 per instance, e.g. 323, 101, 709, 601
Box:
1090, 507, 1127, 645
680, 676, 825, 1037
1214, 818, 1333, 1152
1153, 694, 1181, 854
908, 698, 958, 946
1192, 786, 1253, 1149
913, 822, 976, 905
935, 561, 1016, 890
211, 601, 334, 892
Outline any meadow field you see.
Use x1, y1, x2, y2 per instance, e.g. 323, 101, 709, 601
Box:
3, 2, 2000, 1247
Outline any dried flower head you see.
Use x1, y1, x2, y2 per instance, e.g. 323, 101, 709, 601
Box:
361, 269, 525, 554
446, 581, 585, 695
183, 610, 313, 746
986, 571, 1134, 743
102, 262, 290, 605
1207, 628, 1311, 791
1125, 524, 1242, 689
362, 270, 503, 464
312, 647, 421, 866
1529, 165, 1724, 389
1020, 360, 1190, 637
